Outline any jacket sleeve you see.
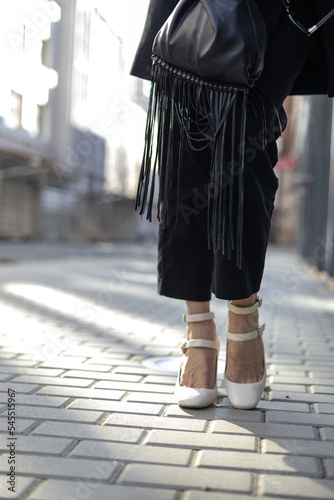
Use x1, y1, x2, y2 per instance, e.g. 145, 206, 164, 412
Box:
130, 0, 179, 80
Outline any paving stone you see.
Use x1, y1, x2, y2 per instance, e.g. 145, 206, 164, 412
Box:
0, 367, 65, 376
10, 375, 95, 387
196, 449, 321, 476
269, 375, 334, 386
0, 454, 119, 481
320, 428, 334, 441
266, 410, 334, 426
0, 359, 39, 367
68, 399, 163, 415
221, 399, 310, 412
117, 463, 253, 492
0, 435, 75, 454
94, 381, 175, 393
0, 476, 38, 500
143, 375, 177, 385
29, 480, 178, 500
0, 383, 41, 394
125, 392, 176, 404
315, 403, 334, 414
39, 359, 112, 371
262, 474, 334, 498
324, 459, 334, 479
0, 418, 38, 434
210, 421, 316, 439
112, 365, 153, 375
32, 421, 145, 443
0, 394, 69, 407
70, 440, 192, 465
268, 383, 308, 393
165, 405, 264, 422
183, 493, 273, 500
264, 438, 334, 458
313, 385, 334, 395
2, 405, 104, 423
62, 370, 142, 382
270, 391, 334, 404
35, 386, 125, 400
105, 413, 206, 431
145, 430, 257, 451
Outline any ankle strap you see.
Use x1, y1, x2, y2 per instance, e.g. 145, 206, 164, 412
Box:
180, 338, 219, 354
183, 311, 215, 323
227, 296, 262, 315
227, 323, 265, 342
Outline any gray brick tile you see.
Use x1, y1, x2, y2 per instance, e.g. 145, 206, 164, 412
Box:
68, 399, 163, 415
0, 476, 38, 500
0, 454, 119, 481
221, 399, 310, 412
35, 386, 125, 400
268, 383, 308, 393
270, 391, 334, 404
112, 365, 153, 375
0, 359, 39, 367
183, 493, 273, 500
33, 421, 145, 443
125, 392, 176, 404
197, 449, 320, 476
1, 406, 104, 423
267, 410, 334, 426
94, 381, 175, 393
143, 375, 177, 385
0, 418, 38, 434
165, 405, 263, 422
264, 438, 334, 458
325, 459, 334, 478
10, 375, 95, 387
104, 413, 206, 431
269, 375, 334, 386
314, 403, 334, 414
146, 430, 257, 451
62, 370, 142, 382
117, 463, 253, 492
0, 435, 75, 454
262, 474, 334, 498
320, 428, 334, 441
0, 382, 41, 394
29, 480, 178, 500
71, 440, 192, 465
313, 385, 334, 395
0, 367, 65, 376
0, 394, 69, 407
211, 421, 316, 439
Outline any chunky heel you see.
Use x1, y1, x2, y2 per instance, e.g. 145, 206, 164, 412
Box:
224, 297, 266, 410
174, 311, 220, 408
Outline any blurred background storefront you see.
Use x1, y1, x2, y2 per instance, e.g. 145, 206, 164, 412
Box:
0, 0, 333, 279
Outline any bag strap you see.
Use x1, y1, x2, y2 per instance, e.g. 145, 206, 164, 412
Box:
281, 0, 334, 36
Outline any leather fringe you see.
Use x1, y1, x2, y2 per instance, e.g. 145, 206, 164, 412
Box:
135, 56, 250, 268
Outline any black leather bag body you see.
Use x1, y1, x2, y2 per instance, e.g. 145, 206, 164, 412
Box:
135, 0, 268, 267
153, 0, 267, 86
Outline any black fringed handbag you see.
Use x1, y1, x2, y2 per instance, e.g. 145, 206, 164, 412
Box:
135, 0, 268, 268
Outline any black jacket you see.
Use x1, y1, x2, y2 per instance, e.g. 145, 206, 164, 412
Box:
130, 0, 334, 97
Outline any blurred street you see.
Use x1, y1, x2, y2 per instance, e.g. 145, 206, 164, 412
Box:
0, 240, 334, 499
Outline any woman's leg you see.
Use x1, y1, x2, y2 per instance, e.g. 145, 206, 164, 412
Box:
180, 300, 216, 389
226, 293, 264, 383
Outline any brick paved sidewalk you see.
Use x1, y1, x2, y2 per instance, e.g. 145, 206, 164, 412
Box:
0, 241, 334, 500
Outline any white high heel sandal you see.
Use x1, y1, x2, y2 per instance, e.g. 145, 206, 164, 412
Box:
224, 297, 266, 410
174, 311, 220, 408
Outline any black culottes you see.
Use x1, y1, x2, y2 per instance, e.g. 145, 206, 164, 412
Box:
157, 3, 317, 301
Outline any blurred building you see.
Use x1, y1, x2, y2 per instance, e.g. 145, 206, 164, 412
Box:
295, 96, 334, 279
0, 0, 149, 242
